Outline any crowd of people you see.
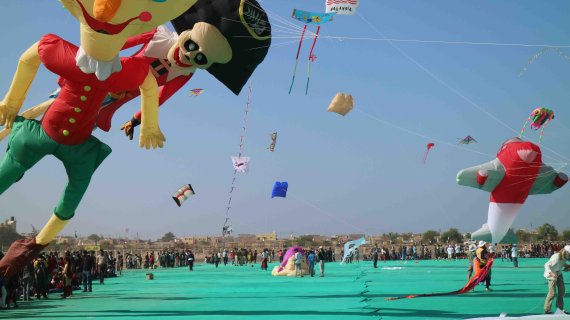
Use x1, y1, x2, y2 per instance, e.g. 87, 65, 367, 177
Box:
0, 241, 567, 313
0, 249, 118, 309
359, 241, 569, 262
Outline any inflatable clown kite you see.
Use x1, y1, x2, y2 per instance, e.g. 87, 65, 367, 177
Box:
457, 138, 567, 244
0, 0, 196, 280
0, 0, 273, 143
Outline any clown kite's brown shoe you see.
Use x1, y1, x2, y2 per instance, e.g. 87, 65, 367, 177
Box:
0, 238, 48, 279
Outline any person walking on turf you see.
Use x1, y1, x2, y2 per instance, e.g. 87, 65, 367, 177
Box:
318, 247, 326, 277
96, 250, 108, 285
81, 250, 94, 292
294, 250, 303, 277
307, 250, 316, 277
511, 244, 519, 268
476, 241, 492, 292
467, 243, 476, 281
187, 250, 195, 271
372, 245, 379, 268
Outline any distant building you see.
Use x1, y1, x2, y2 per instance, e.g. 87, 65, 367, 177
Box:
236, 234, 256, 245
348, 234, 366, 240
0, 217, 16, 232
256, 232, 277, 241
56, 236, 76, 245
180, 236, 211, 245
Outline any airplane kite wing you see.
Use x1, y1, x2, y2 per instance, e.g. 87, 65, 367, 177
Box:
456, 159, 506, 192
528, 164, 568, 195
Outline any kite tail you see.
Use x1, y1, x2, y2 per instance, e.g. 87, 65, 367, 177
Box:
222, 83, 253, 237
538, 119, 551, 144
519, 116, 531, 139
518, 47, 551, 77
422, 150, 429, 164
385, 259, 494, 300
305, 26, 321, 95
288, 25, 307, 94
386, 291, 456, 301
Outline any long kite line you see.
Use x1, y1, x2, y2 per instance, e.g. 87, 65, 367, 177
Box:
356, 13, 570, 165
238, 4, 570, 49
317, 35, 570, 49
222, 83, 253, 237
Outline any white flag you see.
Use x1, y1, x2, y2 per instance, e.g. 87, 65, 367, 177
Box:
325, 0, 359, 15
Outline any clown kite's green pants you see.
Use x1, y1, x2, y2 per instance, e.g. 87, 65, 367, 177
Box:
0, 117, 111, 220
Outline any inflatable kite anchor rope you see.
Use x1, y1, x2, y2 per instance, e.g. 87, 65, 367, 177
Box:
385, 259, 494, 300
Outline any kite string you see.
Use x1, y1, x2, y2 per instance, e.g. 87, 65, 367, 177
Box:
519, 116, 531, 138
538, 119, 552, 144
519, 47, 570, 77
357, 108, 568, 173
355, 109, 495, 158
356, 13, 570, 164
268, 144, 373, 236
289, 194, 373, 235
223, 83, 253, 236
317, 34, 570, 49
254, 0, 570, 48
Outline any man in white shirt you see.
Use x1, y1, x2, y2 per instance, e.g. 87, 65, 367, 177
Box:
511, 244, 519, 268
454, 244, 462, 260
447, 245, 454, 260
543, 245, 570, 314
222, 249, 228, 266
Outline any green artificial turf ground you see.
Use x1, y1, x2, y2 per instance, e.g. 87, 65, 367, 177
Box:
0, 258, 562, 320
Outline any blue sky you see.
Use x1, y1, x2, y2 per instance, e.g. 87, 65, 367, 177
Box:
0, 1, 569, 240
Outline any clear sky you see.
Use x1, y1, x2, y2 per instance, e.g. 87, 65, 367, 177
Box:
0, 1, 569, 240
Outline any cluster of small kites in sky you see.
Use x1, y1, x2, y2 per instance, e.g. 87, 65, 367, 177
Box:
196, 0, 363, 236
153, 0, 565, 242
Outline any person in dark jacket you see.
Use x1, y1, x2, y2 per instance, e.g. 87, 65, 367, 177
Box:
81, 251, 94, 292
34, 255, 48, 299
318, 247, 326, 277
213, 252, 220, 268
371, 245, 379, 268
187, 250, 195, 271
